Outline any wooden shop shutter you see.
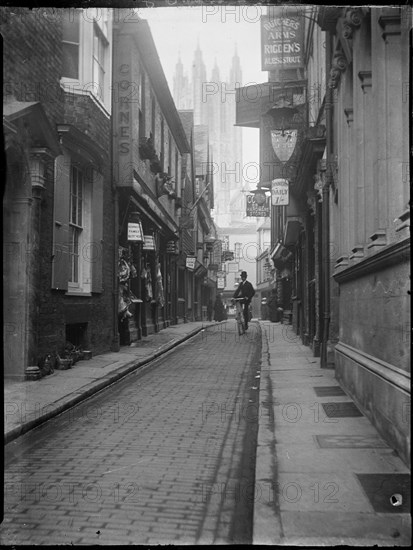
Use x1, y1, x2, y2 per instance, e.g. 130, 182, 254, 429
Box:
91, 169, 103, 293
51, 153, 70, 290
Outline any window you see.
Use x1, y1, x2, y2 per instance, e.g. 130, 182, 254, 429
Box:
62, 9, 80, 79
168, 131, 172, 176
69, 166, 83, 284
139, 68, 144, 107
151, 95, 156, 140
61, 9, 112, 114
138, 69, 145, 141
52, 147, 103, 295
93, 23, 108, 102
175, 149, 179, 192
160, 118, 165, 169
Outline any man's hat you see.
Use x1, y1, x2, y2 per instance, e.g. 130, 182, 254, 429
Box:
241, 271, 247, 277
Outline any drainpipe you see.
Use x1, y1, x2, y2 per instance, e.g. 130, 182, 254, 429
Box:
111, 17, 120, 352
321, 29, 334, 368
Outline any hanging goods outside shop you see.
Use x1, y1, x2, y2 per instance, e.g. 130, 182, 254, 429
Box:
141, 264, 153, 301
155, 172, 177, 199
155, 262, 165, 308
118, 247, 140, 321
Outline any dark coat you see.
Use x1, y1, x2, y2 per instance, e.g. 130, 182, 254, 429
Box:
233, 280, 255, 304
214, 297, 225, 321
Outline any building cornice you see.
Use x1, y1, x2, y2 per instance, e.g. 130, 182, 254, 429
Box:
333, 237, 410, 284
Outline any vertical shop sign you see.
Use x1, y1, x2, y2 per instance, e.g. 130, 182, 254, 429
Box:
113, 46, 133, 187
261, 13, 304, 71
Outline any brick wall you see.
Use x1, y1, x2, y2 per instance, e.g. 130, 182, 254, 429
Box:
2, 7, 116, 359
1, 7, 64, 125
37, 94, 116, 358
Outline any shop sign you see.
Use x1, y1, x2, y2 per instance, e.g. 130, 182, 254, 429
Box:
222, 235, 229, 251
261, 13, 304, 71
127, 222, 143, 242
271, 178, 289, 206
166, 240, 177, 254
217, 277, 225, 289
217, 270, 226, 278
186, 257, 196, 270
246, 194, 270, 217
143, 235, 155, 250
227, 262, 239, 273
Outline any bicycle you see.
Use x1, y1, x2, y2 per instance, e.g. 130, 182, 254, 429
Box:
233, 297, 247, 335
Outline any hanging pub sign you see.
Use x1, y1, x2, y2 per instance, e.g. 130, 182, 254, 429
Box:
166, 240, 178, 254
246, 194, 270, 217
186, 257, 196, 270
261, 12, 304, 71
271, 129, 298, 163
142, 235, 155, 250
271, 178, 290, 206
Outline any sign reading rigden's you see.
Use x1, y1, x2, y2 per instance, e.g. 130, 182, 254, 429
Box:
261, 14, 304, 71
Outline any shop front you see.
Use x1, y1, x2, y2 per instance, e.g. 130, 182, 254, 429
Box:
117, 185, 179, 345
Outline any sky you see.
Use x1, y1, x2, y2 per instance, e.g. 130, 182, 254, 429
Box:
140, 5, 269, 168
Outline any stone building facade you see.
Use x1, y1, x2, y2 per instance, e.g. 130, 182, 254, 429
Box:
236, 5, 410, 465
320, 6, 411, 465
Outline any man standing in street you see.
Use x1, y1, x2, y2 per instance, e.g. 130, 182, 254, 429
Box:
233, 271, 255, 330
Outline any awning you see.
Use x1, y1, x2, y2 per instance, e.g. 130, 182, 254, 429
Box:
129, 176, 179, 238
4, 101, 61, 157
271, 242, 293, 270
57, 124, 105, 166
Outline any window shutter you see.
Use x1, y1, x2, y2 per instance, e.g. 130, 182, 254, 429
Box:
51, 154, 70, 290
91, 170, 103, 293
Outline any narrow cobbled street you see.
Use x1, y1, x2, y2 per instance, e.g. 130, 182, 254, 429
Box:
2, 322, 262, 545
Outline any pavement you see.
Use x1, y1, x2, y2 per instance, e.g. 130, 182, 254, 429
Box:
3, 319, 411, 545
255, 321, 411, 546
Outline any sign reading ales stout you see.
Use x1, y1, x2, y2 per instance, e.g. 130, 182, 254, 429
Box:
261, 13, 304, 71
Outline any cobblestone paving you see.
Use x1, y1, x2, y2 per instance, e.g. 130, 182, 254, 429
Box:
1, 321, 262, 545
